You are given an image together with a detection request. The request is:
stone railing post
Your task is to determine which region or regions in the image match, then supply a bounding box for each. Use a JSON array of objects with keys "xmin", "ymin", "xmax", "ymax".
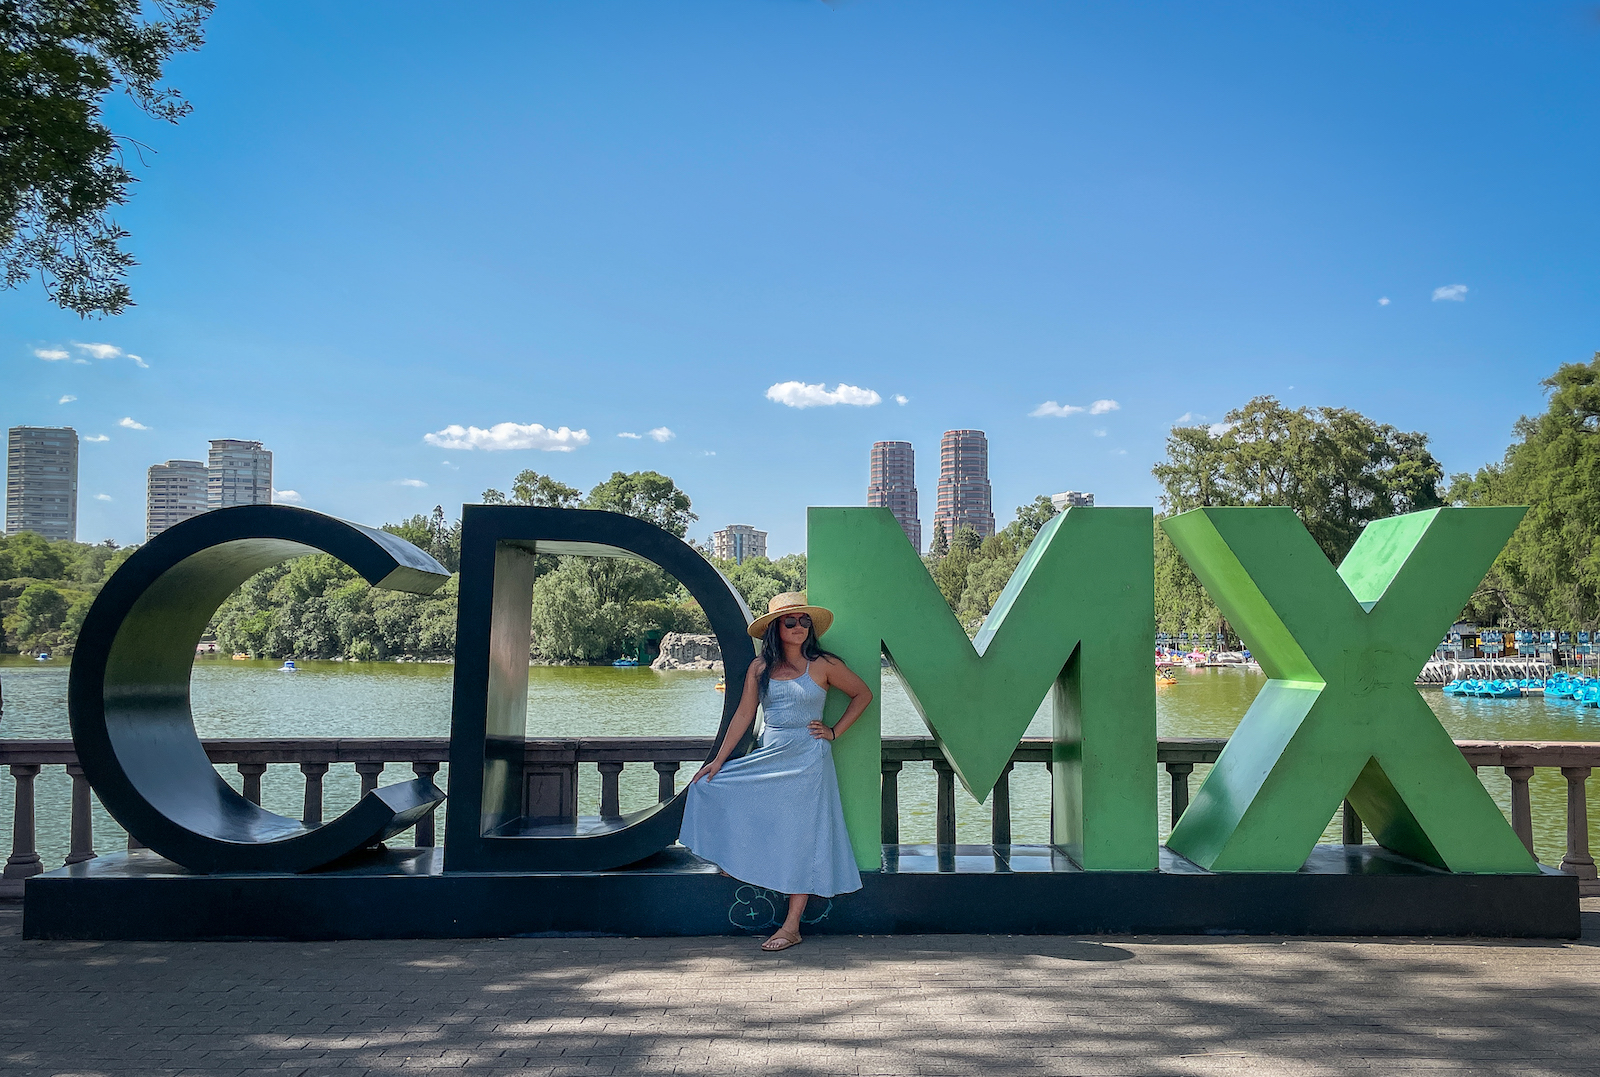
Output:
[
  {"xmin": 1504, "ymin": 765, "xmax": 1536, "ymax": 857},
  {"xmin": 880, "ymin": 759, "xmax": 903, "ymax": 845},
  {"xmin": 1165, "ymin": 761, "xmax": 1194, "ymax": 828},
  {"xmin": 3, "ymin": 764, "xmax": 42, "ymax": 883},
  {"xmin": 355, "ymin": 761, "xmax": 385, "ymax": 797},
  {"xmin": 411, "ymin": 761, "xmax": 440, "ymax": 846},
  {"xmin": 991, "ymin": 761, "xmax": 1014, "ymax": 846},
  {"xmin": 65, "ymin": 762, "xmax": 97, "ymax": 865},
  {"xmin": 236, "ymin": 762, "xmax": 267, "ymax": 806},
  {"xmin": 653, "ymin": 761, "xmax": 680, "ymax": 803},
  {"xmin": 299, "ymin": 762, "xmax": 329, "ymax": 825},
  {"xmin": 1342, "ymin": 800, "xmax": 1363, "ymax": 845},
  {"xmin": 931, "ymin": 758, "xmax": 956, "ymax": 845},
  {"xmin": 1559, "ymin": 765, "xmax": 1596, "ymax": 889},
  {"xmin": 598, "ymin": 761, "xmax": 624, "ymax": 819}
]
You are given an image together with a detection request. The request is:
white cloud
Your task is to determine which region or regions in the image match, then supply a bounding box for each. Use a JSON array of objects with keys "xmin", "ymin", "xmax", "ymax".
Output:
[
  {"xmin": 274, "ymin": 489, "xmax": 303, "ymax": 504},
  {"xmin": 617, "ymin": 431, "xmax": 643, "ymax": 439},
  {"xmin": 1207, "ymin": 421, "xmax": 1237, "ymax": 436},
  {"xmin": 58, "ymin": 395, "xmax": 76, "ymax": 404},
  {"xmin": 397, "ymin": 478, "xmax": 428, "ymax": 488},
  {"xmin": 127, "ymin": 353, "xmax": 148, "ymax": 368},
  {"xmin": 1093, "ymin": 429, "xmax": 1107, "ymax": 437},
  {"xmin": 74, "ymin": 341, "xmax": 122, "ymax": 360},
  {"xmin": 423, "ymin": 422, "xmax": 590, "ymax": 452},
  {"xmin": 1089, "ymin": 399, "xmax": 1120, "ymax": 415},
  {"xmin": 34, "ymin": 348, "xmax": 70, "ymax": 361},
  {"xmin": 1432, "ymin": 284, "xmax": 1468, "ymax": 302},
  {"xmin": 118, "ymin": 417, "xmax": 149, "ymax": 430},
  {"xmin": 84, "ymin": 434, "xmax": 109, "ymax": 443},
  {"xmin": 95, "ymin": 493, "xmax": 113, "ymax": 501},
  {"xmin": 1378, "ymin": 297, "xmax": 1391, "ymax": 306},
  {"xmin": 894, "ymin": 394, "xmax": 909, "ymax": 406},
  {"xmin": 1176, "ymin": 412, "xmax": 1198, "ymax": 423},
  {"xmin": 648, "ymin": 426, "xmax": 675, "ymax": 442},
  {"xmin": 703, "ymin": 450, "xmax": 717, "ymax": 456},
  {"xmin": 765, "ymin": 381, "xmax": 882, "ymax": 408},
  {"xmin": 1112, "ymin": 448, "xmax": 1128, "ymax": 455},
  {"xmin": 1031, "ymin": 401, "xmax": 1085, "ymax": 417}
]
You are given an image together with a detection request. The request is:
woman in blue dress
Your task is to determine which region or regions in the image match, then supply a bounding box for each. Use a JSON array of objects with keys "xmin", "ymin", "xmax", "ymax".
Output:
[{"xmin": 680, "ymin": 592, "xmax": 874, "ymax": 951}]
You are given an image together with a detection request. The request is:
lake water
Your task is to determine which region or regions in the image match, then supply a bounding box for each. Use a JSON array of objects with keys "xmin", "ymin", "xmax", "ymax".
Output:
[{"xmin": 3, "ymin": 654, "xmax": 1598, "ymax": 869}]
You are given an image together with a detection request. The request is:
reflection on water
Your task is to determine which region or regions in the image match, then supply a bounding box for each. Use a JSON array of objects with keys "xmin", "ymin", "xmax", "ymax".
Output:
[{"xmin": 2, "ymin": 655, "xmax": 1597, "ymax": 868}]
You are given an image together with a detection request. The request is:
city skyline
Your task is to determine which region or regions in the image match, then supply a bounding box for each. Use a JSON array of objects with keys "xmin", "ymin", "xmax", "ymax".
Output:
[{"xmin": 3, "ymin": 4, "xmax": 1595, "ymax": 553}]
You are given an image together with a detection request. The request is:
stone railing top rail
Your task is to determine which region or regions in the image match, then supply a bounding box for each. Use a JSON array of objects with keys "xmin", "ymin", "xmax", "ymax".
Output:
[{"xmin": 2, "ymin": 736, "xmax": 1598, "ymax": 767}]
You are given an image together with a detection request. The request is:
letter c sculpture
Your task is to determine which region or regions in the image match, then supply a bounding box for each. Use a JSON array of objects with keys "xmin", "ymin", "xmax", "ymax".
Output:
[{"xmin": 68, "ymin": 505, "xmax": 451, "ymax": 873}]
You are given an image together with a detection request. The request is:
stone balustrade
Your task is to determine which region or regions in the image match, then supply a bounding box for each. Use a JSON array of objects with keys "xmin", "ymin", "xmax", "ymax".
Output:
[{"xmin": 1, "ymin": 735, "xmax": 1595, "ymax": 897}]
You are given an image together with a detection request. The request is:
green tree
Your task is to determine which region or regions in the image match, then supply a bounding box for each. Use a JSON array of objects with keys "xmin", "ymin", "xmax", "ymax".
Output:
[
  {"xmin": 1450, "ymin": 354, "xmax": 1600, "ymax": 629},
  {"xmin": 927, "ymin": 519, "xmax": 948, "ymax": 558},
  {"xmin": 584, "ymin": 470, "xmax": 696, "ymax": 537},
  {"xmin": 1152, "ymin": 396, "xmax": 1443, "ymax": 564},
  {"xmin": 1150, "ymin": 396, "xmax": 1443, "ymax": 640},
  {"xmin": 714, "ymin": 553, "xmax": 807, "ymax": 614},
  {"xmin": 11, "ymin": 581, "xmax": 67, "ymax": 648},
  {"xmin": 2, "ymin": 0, "xmax": 215, "ymax": 316}
]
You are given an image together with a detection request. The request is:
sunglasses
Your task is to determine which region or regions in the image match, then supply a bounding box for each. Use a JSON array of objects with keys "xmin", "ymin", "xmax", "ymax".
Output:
[{"xmin": 780, "ymin": 614, "xmax": 813, "ymax": 630}]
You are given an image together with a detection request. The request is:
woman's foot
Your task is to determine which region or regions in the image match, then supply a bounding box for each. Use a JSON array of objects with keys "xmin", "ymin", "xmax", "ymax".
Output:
[{"xmin": 761, "ymin": 928, "xmax": 802, "ymax": 951}]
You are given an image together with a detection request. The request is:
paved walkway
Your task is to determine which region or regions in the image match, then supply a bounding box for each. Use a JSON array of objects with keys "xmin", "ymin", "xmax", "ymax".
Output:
[{"xmin": 1, "ymin": 903, "xmax": 1597, "ymax": 1077}]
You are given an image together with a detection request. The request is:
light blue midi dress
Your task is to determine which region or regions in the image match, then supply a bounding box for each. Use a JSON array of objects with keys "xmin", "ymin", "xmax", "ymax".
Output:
[{"xmin": 679, "ymin": 662, "xmax": 863, "ymax": 897}]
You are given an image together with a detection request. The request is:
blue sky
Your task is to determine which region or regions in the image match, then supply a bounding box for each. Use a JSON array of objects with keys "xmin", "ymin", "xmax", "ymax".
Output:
[{"xmin": 4, "ymin": 2, "xmax": 1598, "ymax": 552}]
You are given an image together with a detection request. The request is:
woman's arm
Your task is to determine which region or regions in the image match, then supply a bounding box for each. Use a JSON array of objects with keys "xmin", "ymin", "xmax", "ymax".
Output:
[
  {"xmin": 808, "ymin": 656, "xmax": 873, "ymax": 741},
  {"xmin": 690, "ymin": 660, "xmax": 762, "ymax": 783}
]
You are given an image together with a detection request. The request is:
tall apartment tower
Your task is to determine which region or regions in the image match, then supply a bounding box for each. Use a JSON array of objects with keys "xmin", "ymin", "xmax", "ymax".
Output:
[
  {"xmin": 208, "ymin": 439, "xmax": 272, "ymax": 508},
  {"xmin": 867, "ymin": 440, "xmax": 921, "ymax": 552},
  {"xmin": 147, "ymin": 460, "xmax": 209, "ymax": 540},
  {"xmin": 712, "ymin": 524, "xmax": 767, "ymax": 565},
  {"xmin": 934, "ymin": 429, "xmax": 995, "ymax": 541},
  {"xmin": 6, "ymin": 426, "xmax": 79, "ymax": 541}
]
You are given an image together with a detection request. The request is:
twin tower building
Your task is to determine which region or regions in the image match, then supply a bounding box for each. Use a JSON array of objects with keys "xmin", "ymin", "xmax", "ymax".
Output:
[{"xmin": 868, "ymin": 429, "xmax": 996, "ymax": 554}]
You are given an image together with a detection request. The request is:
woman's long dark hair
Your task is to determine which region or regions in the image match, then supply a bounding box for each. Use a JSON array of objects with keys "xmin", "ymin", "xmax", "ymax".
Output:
[{"xmin": 758, "ymin": 617, "xmax": 838, "ymax": 700}]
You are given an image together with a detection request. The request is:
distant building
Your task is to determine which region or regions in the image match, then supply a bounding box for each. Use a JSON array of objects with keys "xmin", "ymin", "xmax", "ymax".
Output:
[
  {"xmin": 1050, "ymin": 491, "xmax": 1095, "ymax": 512},
  {"xmin": 208, "ymin": 439, "xmax": 272, "ymax": 508},
  {"xmin": 934, "ymin": 429, "xmax": 995, "ymax": 540},
  {"xmin": 147, "ymin": 460, "xmax": 209, "ymax": 540},
  {"xmin": 868, "ymin": 440, "xmax": 921, "ymax": 552},
  {"xmin": 6, "ymin": 426, "xmax": 78, "ymax": 541},
  {"xmin": 712, "ymin": 524, "xmax": 767, "ymax": 564}
]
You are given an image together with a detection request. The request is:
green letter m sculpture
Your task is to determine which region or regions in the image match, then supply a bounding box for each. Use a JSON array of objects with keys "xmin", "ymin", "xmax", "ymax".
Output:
[
  {"xmin": 1162, "ymin": 506, "xmax": 1538, "ymax": 874},
  {"xmin": 809, "ymin": 507, "xmax": 1156, "ymax": 871}
]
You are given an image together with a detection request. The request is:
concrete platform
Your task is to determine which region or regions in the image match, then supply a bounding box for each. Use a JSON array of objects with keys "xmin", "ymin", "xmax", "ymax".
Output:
[{"xmin": 20, "ymin": 842, "xmax": 1580, "ymax": 940}]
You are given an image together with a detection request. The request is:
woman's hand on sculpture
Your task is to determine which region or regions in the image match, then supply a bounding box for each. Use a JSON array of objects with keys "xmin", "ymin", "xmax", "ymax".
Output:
[
  {"xmin": 808, "ymin": 721, "xmax": 834, "ymax": 741},
  {"xmin": 691, "ymin": 760, "xmax": 723, "ymax": 784}
]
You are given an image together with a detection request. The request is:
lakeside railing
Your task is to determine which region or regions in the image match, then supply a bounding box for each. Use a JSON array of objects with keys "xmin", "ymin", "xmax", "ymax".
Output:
[{"xmin": 1, "ymin": 735, "xmax": 1596, "ymax": 897}]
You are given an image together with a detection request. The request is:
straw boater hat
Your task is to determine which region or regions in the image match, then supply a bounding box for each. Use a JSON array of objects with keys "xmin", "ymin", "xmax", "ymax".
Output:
[{"xmin": 748, "ymin": 591, "xmax": 834, "ymax": 639}]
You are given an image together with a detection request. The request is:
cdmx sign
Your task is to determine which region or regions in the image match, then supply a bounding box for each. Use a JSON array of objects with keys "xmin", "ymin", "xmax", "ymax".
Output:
[{"xmin": 68, "ymin": 500, "xmax": 1540, "ymax": 884}]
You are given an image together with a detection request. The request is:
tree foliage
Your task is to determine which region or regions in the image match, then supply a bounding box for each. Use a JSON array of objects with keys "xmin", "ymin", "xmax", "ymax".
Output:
[
  {"xmin": 1, "ymin": 0, "xmax": 214, "ymax": 316},
  {"xmin": 0, "ymin": 530, "xmax": 129, "ymax": 653},
  {"xmin": 1450, "ymin": 354, "xmax": 1600, "ymax": 630},
  {"xmin": 1150, "ymin": 396, "xmax": 1444, "ymax": 638}
]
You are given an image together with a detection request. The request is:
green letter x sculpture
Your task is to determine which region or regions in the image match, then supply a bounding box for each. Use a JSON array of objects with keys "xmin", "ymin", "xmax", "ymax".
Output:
[{"xmin": 1162, "ymin": 506, "xmax": 1537, "ymax": 873}]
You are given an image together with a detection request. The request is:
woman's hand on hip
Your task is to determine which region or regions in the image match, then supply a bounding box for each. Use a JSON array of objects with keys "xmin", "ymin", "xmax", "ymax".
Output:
[
  {"xmin": 808, "ymin": 721, "xmax": 835, "ymax": 741},
  {"xmin": 691, "ymin": 760, "xmax": 723, "ymax": 784}
]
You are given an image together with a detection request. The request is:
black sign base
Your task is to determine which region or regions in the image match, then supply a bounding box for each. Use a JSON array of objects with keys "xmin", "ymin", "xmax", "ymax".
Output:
[{"xmin": 22, "ymin": 844, "xmax": 1578, "ymax": 940}]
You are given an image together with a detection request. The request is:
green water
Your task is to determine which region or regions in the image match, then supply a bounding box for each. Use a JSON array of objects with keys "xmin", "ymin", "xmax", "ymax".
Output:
[{"xmin": 2, "ymin": 655, "xmax": 1597, "ymax": 868}]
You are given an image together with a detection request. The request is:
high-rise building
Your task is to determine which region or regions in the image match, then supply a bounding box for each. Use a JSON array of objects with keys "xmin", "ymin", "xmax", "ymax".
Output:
[
  {"xmin": 1051, "ymin": 491, "xmax": 1095, "ymax": 512},
  {"xmin": 6, "ymin": 426, "xmax": 79, "ymax": 541},
  {"xmin": 712, "ymin": 524, "xmax": 767, "ymax": 564},
  {"xmin": 208, "ymin": 439, "xmax": 272, "ymax": 508},
  {"xmin": 868, "ymin": 440, "xmax": 921, "ymax": 552},
  {"xmin": 934, "ymin": 429, "xmax": 995, "ymax": 540},
  {"xmin": 147, "ymin": 460, "xmax": 209, "ymax": 540}
]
